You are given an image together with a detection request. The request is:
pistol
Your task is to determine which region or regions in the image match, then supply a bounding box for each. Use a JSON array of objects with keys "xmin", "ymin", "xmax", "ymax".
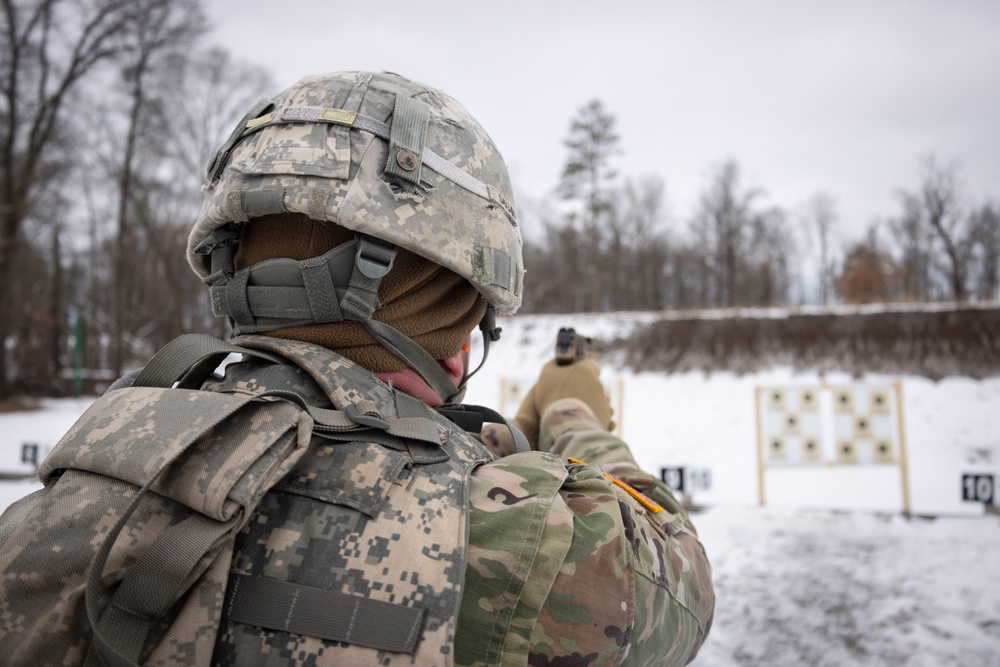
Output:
[{"xmin": 555, "ymin": 327, "xmax": 592, "ymax": 365}]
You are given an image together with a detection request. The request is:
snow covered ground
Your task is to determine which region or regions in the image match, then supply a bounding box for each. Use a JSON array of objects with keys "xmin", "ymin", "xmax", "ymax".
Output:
[
  {"xmin": 694, "ymin": 506, "xmax": 1000, "ymax": 666},
  {"xmin": 2, "ymin": 311, "xmax": 999, "ymax": 665},
  {"xmin": 467, "ymin": 313, "xmax": 1000, "ymax": 517}
]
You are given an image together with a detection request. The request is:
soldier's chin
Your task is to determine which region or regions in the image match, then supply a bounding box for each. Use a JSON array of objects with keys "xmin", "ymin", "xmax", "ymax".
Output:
[{"xmin": 373, "ymin": 348, "xmax": 466, "ymax": 407}]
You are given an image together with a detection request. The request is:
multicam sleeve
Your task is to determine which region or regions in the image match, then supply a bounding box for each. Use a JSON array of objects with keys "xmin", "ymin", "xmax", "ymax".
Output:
[
  {"xmin": 457, "ymin": 399, "xmax": 714, "ymax": 667},
  {"xmin": 540, "ymin": 398, "xmax": 715, "ymax": 666},
  {"xmin": 539, "ymin": 398, "xmax": 693, "ymax": 521}
]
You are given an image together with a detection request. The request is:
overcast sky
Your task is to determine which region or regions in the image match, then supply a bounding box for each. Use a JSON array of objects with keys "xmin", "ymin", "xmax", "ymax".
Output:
[{"xmin": 205, "ymin": 0, "xmax": 1000, "ymax": 250}]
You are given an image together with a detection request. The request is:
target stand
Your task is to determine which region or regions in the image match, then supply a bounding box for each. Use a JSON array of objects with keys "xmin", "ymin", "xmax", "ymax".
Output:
[{"xmin": 756, "ymin": 382, "xmax": 911, "ymax": 513}]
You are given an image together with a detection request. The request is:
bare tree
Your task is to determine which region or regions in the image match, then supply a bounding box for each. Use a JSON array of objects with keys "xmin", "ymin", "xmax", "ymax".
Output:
[
  {"xmin": 109, "ymin": 0, "xmax": 203, "ymax": 376},
  {"xmin": 165, "ymin": 47, "xmax": 273, "ymax": 186},
  {"xmin": 618, "ymin": 175, "xmax": 670, "ymax": 310},
  {"xmin": 745, "ymin": 207, "xmax": 793, "ymax": 306},
  {"xmin": 891, "ymin": 195, "xmax": 935, "ymax": 300},
  {"xmin": 1, "ymin": 0, "xmax": 275, "ymax": 393},
  {"xmin": 967, "ymin": 202, "xmax": 1000, "ymax": 301},
  {"xmin": 81, "ymin": 43, "xmax": 272, "ymax": 370},
  {"xmin": 690, "ymin": 160, "xmax": 764, "ymax": 307},
  {"xmin": 0, "ymin": 0, "xmax": 135, "ymax": 396},
  {"xmin": 894, "ymin": 156, "xmax": 971, "ymax": 301},
  {"xmin": 918, "ymin": 157, "xmax": 968, "ymax": 301},
  {"xmin": 802, "ymin": 192, "xmax": 838, "ymax": 304}
]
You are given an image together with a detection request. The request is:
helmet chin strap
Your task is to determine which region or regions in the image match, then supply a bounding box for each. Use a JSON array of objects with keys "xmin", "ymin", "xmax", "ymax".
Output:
[
  {"xmin": 361, "ymin": 305, "xmax": 501, "ymax": 405},
  {"xmin": 195, "ymin": 224, "xmax": 501, "ymax": 405}
]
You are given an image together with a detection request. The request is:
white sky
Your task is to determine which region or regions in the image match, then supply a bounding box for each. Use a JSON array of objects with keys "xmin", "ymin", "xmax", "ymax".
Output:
[{"xmin": 205, "ymin": 0, "xmax": 1000, "ymax": 249}]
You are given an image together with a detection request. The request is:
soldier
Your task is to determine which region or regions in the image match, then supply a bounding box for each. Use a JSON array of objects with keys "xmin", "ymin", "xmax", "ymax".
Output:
[{"xmin": 0, "ymin": 71, "xmax": 713, "ymax": 666}]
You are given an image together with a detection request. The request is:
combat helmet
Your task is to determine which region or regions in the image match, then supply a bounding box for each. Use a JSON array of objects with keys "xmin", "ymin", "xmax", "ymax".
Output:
[{"xmin": 188, "ymin": 72, "xmax": 522, "ymax": 402}]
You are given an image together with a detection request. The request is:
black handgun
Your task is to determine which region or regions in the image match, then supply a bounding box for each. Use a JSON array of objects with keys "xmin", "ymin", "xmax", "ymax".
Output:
[{"xmin": 555, "ymin": 327, "xmax": 592, "ymax": 365}]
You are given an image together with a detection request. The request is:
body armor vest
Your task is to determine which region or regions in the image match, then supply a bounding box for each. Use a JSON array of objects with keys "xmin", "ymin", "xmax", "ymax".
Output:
[{"xmin": 209, "ymin": 335, "xmax": 494, "ymax": 666}]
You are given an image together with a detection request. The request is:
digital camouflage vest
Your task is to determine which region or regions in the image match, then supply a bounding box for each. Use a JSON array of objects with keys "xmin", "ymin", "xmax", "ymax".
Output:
[
  {"xmin": 0, "ymin": 334, "xmax": 496, "ymax": 666},
  {"xmin": 207, "ymin": 336, "xmax": 497, "ymax": 666},
  {"xmin": 0, "ymin": 334, "xmax": 715, "ymax": 667}
]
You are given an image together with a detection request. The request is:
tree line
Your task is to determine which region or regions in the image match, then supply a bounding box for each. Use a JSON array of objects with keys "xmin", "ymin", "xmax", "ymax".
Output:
[
  {"xmin": 521, "ymin": 99, "xmax": 1000, "ymax": 314},
  {"xmin": 1, "ymin": 3, "xmax": 997, "ymax": 397},
  {"xmin": 1, "ymin": 0, "xmax": 271, "ymax": 397}
]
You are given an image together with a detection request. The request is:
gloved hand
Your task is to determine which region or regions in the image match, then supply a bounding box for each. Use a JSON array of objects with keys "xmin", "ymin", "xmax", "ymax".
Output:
[{"xmin": 515, "ymin": 358, "xmax": 614, "ymax": 450}]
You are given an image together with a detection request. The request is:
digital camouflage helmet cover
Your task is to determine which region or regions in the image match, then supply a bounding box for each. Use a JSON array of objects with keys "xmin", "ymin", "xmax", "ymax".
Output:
[{"xmin": 187, "ymin": 72, "xmax": 523, "ymax": 401}]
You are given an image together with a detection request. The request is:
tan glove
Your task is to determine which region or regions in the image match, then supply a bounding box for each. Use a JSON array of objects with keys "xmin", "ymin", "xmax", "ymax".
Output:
[{"xmin": 515, "ymin": 358, "xmax": 614, "ymax": 450}]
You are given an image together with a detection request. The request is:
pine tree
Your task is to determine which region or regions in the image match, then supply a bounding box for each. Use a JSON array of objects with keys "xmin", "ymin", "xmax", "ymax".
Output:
[{"xmin": 558, "ymin": 99, "xmax": 621, "ymax": 228}]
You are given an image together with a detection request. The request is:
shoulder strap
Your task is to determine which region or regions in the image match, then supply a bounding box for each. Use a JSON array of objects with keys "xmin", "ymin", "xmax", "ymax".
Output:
[{"xmin": 132, "ymin": 333, "xmax": 284, "ymax": 389}]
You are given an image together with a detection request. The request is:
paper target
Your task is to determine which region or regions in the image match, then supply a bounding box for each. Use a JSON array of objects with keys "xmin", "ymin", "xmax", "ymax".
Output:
[
  {"xmin": 799, "ymin": 388, "xmax": 818, "ymax": 411},
  {"xmin": 834, "ymin": 389, "xmax": 854, "ymax": 413},
  {"xmin": 837, "ymin": 440, "xmax": 859, "ymax": 464},
  {"xmin": 870, "ymin": 390, "xmax": 890, "ymax": 415},
  {"xmin": 769, "ymin": 436, "xmax": 787, "ymax": 460},
  {"xmin": 873, "ymin": 439, "xmax": 895, "ymax": 464},
  {"xmin": 768, "ymin": 388, "xmax": 786, "ymax": 411},
  {"xmin": 760, "ymin": 384, "xmax": 899, "ymax": 467},
  {"xmin": 802, "ymin": 437, "xmax": 822, "ymax": 462}
]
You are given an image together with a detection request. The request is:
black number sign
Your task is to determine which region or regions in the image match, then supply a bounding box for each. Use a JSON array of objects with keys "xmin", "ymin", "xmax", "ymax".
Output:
[
  {"xmin": 21, "ymin": 442, "xmax": 40, "ymax": 466},
  {"xmin": 962, "ymin": 474, "xmax": 994, "ymax": 504},
  {"xmin": 661, "ymin": 467, "xmax": 685, "ymax": 492}
]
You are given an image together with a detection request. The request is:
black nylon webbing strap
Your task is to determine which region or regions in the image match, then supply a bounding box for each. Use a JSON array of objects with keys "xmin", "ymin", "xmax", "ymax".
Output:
[
  {"xmin": 223, "ymin": 574, "xmax": 426, "ymax": 654},
  {"xmin": 437, "ymin": 403, "xmax": 531, "ymax": 453},
  {"xmin": 436, "ymin": 407, "xmax": 485, "ymax": 433}
]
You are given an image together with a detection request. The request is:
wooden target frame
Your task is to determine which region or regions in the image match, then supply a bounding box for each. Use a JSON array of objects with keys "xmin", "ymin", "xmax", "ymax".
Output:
[{"xmin": 755, "ymin": 381, "xmax": 911, "ymax": 513}]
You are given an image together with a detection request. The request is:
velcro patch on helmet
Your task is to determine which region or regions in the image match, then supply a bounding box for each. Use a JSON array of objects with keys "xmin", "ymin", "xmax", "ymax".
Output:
[
  {"xmin": 473, "ymin": 246, "xmax": 514, "ymax": 292},
  {"xmin": 384, "ymin": 95, "xmax": 430, "ymax": 194}
]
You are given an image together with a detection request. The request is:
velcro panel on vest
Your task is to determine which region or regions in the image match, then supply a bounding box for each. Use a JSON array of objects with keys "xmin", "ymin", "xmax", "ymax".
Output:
[
  {"xmin": 40, "ymin": 387, "xmax": 312, "ymax": 521},
  {"xmin": 274, "ymin": 441, "xmax": 408, "ymax": 517},
  {"xmin": 223, "ymin": 574, "xmax": 425, "ymax": 653}
]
